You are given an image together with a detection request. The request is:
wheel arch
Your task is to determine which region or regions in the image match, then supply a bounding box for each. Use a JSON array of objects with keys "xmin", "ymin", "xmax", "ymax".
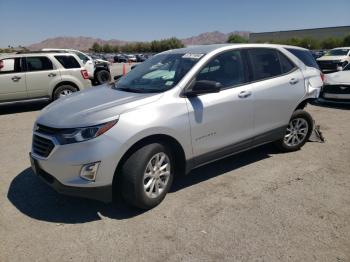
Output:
[
  {"xmin": 112, "ymin": 134, "xmax": 187, "ymax": 198},
  {"xmin": 51, "ymin": 81, "xmax": 80, "ymax": 99}
]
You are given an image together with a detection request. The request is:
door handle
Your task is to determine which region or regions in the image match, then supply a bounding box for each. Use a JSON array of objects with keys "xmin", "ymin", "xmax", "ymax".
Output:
[
  {"xmin": 48, "ymin": 73, "xmax": 57, "ymax": 77},
  {"xmin": 238, "ymin": 90, "xmax": 252, "ymax": 98},
  {"xmin": 289, "ymin": 78, "xmax": 299, "ymax": 85},
  {"xmin": 11, "ymin": 76, "xmax": 21, "ymax": 82}
]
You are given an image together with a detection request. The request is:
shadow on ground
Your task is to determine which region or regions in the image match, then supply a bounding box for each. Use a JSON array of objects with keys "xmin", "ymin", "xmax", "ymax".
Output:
[
  {"xmin": 0, "ymin": 102, "xmax": 48, "ymax": 115},
  {"xmin": 7, "ymin": 144, "xmax": 276, "ymax": 224},
  {"xmin": 311, "ymin": 101, "xmax": 350, "ymax": 110}
]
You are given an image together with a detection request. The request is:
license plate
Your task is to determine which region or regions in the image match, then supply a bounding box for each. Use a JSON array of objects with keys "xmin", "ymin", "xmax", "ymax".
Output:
[{"xmin": 29, "ymin": 153, "xmax": 38, "ymax": 175}]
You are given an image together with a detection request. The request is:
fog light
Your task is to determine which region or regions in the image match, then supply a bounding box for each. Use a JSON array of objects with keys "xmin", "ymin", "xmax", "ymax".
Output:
[{"xmin": 80, "ymin": 162, "xmax": 100, "ymax": 181}]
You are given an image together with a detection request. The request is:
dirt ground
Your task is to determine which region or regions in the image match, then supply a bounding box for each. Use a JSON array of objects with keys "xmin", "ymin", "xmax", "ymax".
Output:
[{"xmin": 0, "ymin": 102, "xmax": 349, "ymax": 262}]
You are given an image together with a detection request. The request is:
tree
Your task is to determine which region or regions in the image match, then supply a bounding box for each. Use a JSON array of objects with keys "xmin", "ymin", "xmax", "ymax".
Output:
[
  {"xmin": 227, "ymin": 34, "xmax": 248, "ymax": 43},
  {"xmin": 321, "ymin": 37, "xmax": 342, "ymax": 49},
  {"xmin": 91, "ymin": 42, "xmax": 102, "ymax": 53},
  {"xmin": 102, "ymin": 43, "xmax": 112, "ymax": 53},
  {"xmin": 343, "ymin": 34, "xmax": 350, "ymax": 46}
]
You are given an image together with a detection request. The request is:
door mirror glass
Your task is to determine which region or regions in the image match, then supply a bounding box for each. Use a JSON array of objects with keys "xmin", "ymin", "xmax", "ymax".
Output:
[{"xmin": 186, "ymin": 80, "xmax": 221, "ymax": 96}]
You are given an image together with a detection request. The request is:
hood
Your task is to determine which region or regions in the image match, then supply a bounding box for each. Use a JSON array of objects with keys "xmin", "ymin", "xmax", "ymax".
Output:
[
  {"xmin": 37, "ymin": 85, "xmax": 163, "ymax": 128},
  {"xmin": 317, "ymin": 55, "xmax": 347, "ymax": 61},
  {"xmin": 324, "ymin": 71, "xmax": 350, "ymax": 85}
]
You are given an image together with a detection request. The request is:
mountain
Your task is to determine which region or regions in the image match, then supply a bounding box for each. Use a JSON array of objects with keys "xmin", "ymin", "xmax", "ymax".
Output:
[
  {"xmin": 27, "ymin": 31, "xmax": 251, "ymax": 51},
  {"xmin": 181, "ymin": 31, "xmax": 250, "ymax": 45}
]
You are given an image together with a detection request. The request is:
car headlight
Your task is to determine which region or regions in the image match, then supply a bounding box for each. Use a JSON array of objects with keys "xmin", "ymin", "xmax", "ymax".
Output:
[{"xmin": 56, "ymin": 120, "xmax": 118, "ymax": 144}]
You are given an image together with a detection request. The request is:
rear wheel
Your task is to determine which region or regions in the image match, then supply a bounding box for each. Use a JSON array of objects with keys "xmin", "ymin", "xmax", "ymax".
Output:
[
  {"xmin": 120, "ymin": 143, "xmax": 174, "ymax": 209},
  {"xmin": 53, "ymin": 85, "xmax": 78, "ymax": 100},
  {"xmin": 95, "ymin": 70, "xmax": 111, "ymax": 85},
  {"xmin": 274, "ymin": 110, "xmax": 313, "ymax": 152}
]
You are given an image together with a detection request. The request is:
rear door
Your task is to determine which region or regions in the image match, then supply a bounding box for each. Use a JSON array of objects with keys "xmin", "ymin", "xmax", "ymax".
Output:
[
  {"xmin": 0, "ymin": 57, "xmax": 27, "ymax": 102},
  {"xmin": 247, "ymin": 48, "xmax": 305, "ymax": 139},
  {"xmin": 25, "ymin": 56, "xmax": 61, "ymax": 98}
]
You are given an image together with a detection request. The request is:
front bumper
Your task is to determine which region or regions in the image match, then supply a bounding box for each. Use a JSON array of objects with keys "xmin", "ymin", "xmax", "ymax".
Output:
[
  {"xmin": 30, "ymin": 153, "xmax": 113, "ymax": 202},
  {"xmin": 320, "ymin": 84, "xmax": 350, "ymax": 103}
]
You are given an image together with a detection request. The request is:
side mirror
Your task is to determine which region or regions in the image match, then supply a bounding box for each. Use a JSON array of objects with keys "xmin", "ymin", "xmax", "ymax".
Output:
[
  {"xmin": 114, "ymin": 75, "xmax": 123, "ymax": 81},
  {"xmin": 185, "ymin": 80, "xmax": 222, "ymax": 96}
]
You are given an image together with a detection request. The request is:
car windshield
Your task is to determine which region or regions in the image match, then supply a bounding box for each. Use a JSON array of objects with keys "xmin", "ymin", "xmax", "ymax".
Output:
[
  {"xmin": 325, "ymin": 49, "xmax": 350, "ymax": 56},
  {"xmin": 113, "ymin": 53, "xmax": 203, "ymax": 93}
]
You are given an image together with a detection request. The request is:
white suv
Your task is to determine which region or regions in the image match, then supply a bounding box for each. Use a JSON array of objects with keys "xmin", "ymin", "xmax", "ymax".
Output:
[
  {"xmin": 30, "ymin": 44, "xmax": 322, "ymax": 209},
  {"xmin": 42, "ymin": 48, "xmax": 111, "ymax": 85},
  {"xmin": 0, "ymin": 52, "xmax": 91, "ymax": 104},
  {"xmin": 317, "ymin": 47, "xmax": 350, "ymax": 73}
]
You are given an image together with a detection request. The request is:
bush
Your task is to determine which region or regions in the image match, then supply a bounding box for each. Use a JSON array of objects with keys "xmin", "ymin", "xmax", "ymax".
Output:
[{"xmin": 227, "ymin": 34, "xmax": 248, "ymax": 43}]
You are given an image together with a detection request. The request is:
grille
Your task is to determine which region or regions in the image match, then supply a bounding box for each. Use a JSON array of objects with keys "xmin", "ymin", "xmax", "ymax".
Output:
[
  {"xmin": 36, "ymin": 124, "xmax": 60, "ymax": 135},
  {"xmin": 323, "ymin": 85, "xmax": 350, "ymax": 94},
  {"xmin": 317, "ymin": 61, "xmax": 338, "ymax": 70},
  {"xmin": 32, "ymin": 134, "xmax": 55, "ymax": 158}
]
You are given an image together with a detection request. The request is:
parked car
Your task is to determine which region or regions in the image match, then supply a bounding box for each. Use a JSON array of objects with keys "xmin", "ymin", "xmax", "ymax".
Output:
[
  {"xmin": 0, "ymin": 52, "xmax": 91, "ymax": 104},
  {"xmin": 319, "ymin": 63, "xmax": 350, "ymax": 103},
  {"xmin": 136, "ymin": 54, "xmax": 147, "ymax": 62},
  {"xmin": 114, "ymin": 54, "xmax": 128, "ymax": 63},
  {"xmin": 316, "ymin": 47, "xmax": 350, "ymax": 73},
  {"xmin": 42, "ymin": 48, "xmax": 111, "ymax": 85},
  {"xmin": 126, "ymin": 54, "xmax": 137, "ymax": 62},
  {"xmin": 30, "ymin": 44, "xmax": 317, "ymax": 209}
]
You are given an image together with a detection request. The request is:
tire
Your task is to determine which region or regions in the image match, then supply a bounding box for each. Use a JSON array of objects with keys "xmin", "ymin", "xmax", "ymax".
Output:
[
  {"xmin": 53, "ymin": 85, "xmax": 78, "ymax": 100},
  {"xmin": 95, "ymin": 70, "xmax": 111, "ymax": 85},
  {"xmin": 121, "ymin": 143, "xmax": 174, "ymax": 209},
  {"xmin": 274, "ymin": 109, "xmax": 313, "ymax": 152}
]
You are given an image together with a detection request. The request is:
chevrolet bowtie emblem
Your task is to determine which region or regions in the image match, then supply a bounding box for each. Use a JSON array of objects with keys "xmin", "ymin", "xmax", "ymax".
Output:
[{"xmin": 339, "ymin": 86, "xmax": 348, "ymax": 90}]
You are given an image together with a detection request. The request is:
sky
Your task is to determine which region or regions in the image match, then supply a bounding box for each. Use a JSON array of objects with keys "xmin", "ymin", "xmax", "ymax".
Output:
[{"xmin": 1, "ymin": 0, "xmax": 349, "ymax": 47}]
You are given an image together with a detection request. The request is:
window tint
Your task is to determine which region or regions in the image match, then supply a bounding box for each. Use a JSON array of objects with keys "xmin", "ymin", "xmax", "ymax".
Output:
[
  {"xmin": 55, "ymin": 55, "xmax": 81, "ymax": 69},
  {"xmin": 26, "ymin": 57, "xmax": 53, "ymax": 71},
  {"xmin": 285, "ymin": 48, "xmax": 320, "ymax": 69},
  {"xmin": 278, "ymin": 52, "xmax": 296, "ymax": 73},
  {"xmin": 249, "ymin": 48, "xmax": 282, "ymax": 81},
  {"xmin": 197, "ymin": 50, "xmax": 246, "ymax": 88},
  {"xmin": 0, "ymin": 58, "xmax": 21, "ymax": 74}
]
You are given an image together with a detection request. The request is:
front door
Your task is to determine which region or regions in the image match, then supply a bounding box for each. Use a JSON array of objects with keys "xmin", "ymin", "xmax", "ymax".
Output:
[{"xmin": 185, "ymin": 49, "xmax": 254, "ymax": 165}]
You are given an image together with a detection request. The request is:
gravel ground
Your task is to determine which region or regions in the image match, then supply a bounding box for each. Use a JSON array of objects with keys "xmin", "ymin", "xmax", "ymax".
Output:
[{"xmin": 0, "ymin": 103, "xmax": 349, "ymax": 262}]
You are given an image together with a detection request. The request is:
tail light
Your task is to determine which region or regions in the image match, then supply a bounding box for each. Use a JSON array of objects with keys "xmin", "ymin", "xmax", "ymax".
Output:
[
  {"xmin": 0, "ymin": 60, "xmax": 3, "ymax": 70},
  {"xmin": 320, "ymin": 72, "xmax": 325, "ymax": 83},
  {"xmin": 81, "ymin": 69, "xmax": 89, "ymax": 79}
]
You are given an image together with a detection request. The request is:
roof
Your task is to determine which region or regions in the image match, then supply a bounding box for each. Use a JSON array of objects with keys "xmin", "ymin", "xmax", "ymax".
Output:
[
  {"xmin": 163, "ymin": 43, "xmax": 310, "ymax": 55},
  {"xmin": 0, "ymin": 52, "xmax": 79, "ymax": 59}
]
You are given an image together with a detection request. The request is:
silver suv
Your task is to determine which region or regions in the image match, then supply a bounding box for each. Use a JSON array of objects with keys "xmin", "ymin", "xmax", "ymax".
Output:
[
  {"xmin": 30, "ymin": 44, "xmax": 322, "ymax": 209},
  {"xmin": 0, "ymin": 52, "xmax": 91, "ymax": 104}
]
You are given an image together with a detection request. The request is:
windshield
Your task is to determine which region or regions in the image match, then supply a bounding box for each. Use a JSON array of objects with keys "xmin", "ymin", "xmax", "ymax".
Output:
[
  {"xmin": 325, "ymin": 49, "xmax": 350, "ymax": 56},
  {"xmin": 114, "ymin": 53, "xmax": 203, "ymax": 93}
]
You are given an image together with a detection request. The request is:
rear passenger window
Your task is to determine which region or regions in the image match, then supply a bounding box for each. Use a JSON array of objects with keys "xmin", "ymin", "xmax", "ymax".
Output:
[
  {"xmin": 26, "ymin": 57, "xmax": 53, "ymax": 71},
  {"xmin": 278, "ymin": 52, "xmax": 296, "ymax": 73},
  {"xmin": 248, "ymin": 49, "xmax": 282, "ymax": 81},
  {"xmin": 197, "ymin": 50, "xmax": 247, "ymax": 88},
  {"xmin": 285, "ymin": 48, "xmax": 320, "ymax": 69},
  {"xmin": 55, "ymin": 55, "xmax": 81, "ymax": 69}
]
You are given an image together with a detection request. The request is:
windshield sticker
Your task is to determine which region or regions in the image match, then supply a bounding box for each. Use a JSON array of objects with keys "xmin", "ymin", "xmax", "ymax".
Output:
[
  {"xmin": 182, "ymin": 53, "xmax": 204, "ymax": 59},
  {"xmin": 165, "ymin": 81, "xmax": 174, "ymax": 86}
]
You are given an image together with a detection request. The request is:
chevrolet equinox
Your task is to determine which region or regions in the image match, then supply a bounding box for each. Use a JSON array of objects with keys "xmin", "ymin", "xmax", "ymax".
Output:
[{"xmin": 30, "ymin": 44, "xmax": 323, "ymax": 209}]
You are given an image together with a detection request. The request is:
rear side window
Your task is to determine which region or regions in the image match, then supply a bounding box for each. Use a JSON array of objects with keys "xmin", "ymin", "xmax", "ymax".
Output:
[
  {"xmin": 0, "ymin": 58, "xmax": 22, "ymax": 74},
  {"xmin": 285, "ymin": 48, "xmax": 320, "ymax": 69},
  {"xmin": 248, "ymin": 48, "xmax": 282, "ymax": 81},
  {"xmin": 55, "ymin": 55, "xmax": 81, "ymax": 69},
  {"xmin": 26, "ymin": 56, "xmax": 53, "ymax": 71},
  {"xmin": 197, "ymin": 50, "xmax": 247, "ymax": 88}
]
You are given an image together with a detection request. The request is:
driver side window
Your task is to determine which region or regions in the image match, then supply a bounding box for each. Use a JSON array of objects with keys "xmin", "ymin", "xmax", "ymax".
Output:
[{"xmin": 197, "ymin": 50, "xmax": 246, "ymax": 88}]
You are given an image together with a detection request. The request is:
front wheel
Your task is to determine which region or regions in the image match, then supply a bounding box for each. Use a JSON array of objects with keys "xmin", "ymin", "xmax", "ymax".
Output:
[
  {"xmin": 274, "ymin": 109, "xmax": 313, "ymax": 152},
  {"xmin": 120, "ymin": 143, "xmax": 174, "ymax": 209}
]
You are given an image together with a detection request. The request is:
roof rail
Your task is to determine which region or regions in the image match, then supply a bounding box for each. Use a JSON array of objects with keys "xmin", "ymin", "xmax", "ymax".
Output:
[{"xmin": 15, "ymin": 50, "xmax": 66, "ymax": 54}]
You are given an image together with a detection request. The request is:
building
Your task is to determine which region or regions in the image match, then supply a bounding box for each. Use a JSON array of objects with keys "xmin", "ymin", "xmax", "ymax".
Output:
[{"xmin": 249, "ymin": 26, "xmax": 350, "ymax": 43}]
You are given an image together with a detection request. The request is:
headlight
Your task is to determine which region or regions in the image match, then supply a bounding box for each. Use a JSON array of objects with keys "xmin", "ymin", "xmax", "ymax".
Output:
[{"xmin": 56, "ymin": 120, "xmax": 118, "ymax": 144}]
